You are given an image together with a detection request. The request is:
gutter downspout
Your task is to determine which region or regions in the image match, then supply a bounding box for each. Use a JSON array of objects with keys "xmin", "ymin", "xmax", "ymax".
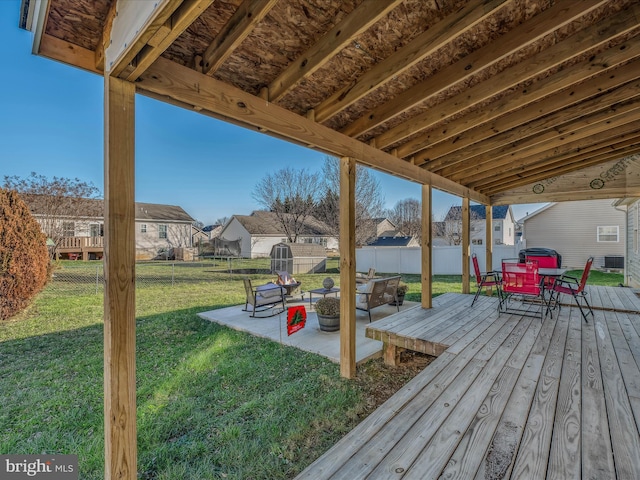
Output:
[{"xmin": 614, "ymin": 202, "xmax": 629, "ymax": 286}]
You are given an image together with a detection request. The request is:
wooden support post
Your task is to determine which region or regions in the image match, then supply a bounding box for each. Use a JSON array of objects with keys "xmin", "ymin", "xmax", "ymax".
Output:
[
  {"xmin": 339, "ymin": 156, "xmax": 356, "ymax": 379},
  {"xmin": 421, "ymin": 184, "xmax": 432, "ymax": 309},
  {"xmin": 462, "ymin": 197, "xmax": 470, "ymax": 294},
  {"xmin": 485, "ymin": 205, "xmax": 494, "ymax": 295},
  {"xmin": 104, "ymin": 76, "xmax": 137, "ymax": 480}
]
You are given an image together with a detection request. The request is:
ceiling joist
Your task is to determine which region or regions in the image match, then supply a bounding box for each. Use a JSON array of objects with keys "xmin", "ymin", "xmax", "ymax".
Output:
[
  {"xmin": 202, "ymin": 0, "xmax": 277, "ymax": 76},
  {"xmin": 268, "ymin": 0, "xmax": 403, "ymax": 103},
  {"xmin": 341, "ymin": 0, "xmax": 609, "ymax": 139},
  {"xmin": 313, "ymin": 0, "xmax": 513, "ymax": 123},
  {"xmin": 380, "ymin": 4, "xmax": 640, "ymax": 154}
]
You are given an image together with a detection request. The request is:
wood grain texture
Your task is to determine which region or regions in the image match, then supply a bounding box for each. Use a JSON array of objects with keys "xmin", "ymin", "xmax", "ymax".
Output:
[
  {"xmin": 104, "ymin": 76, "xmax": 136, "ymax": 480},
  {"xmin": 339, "ymin": 157, "xmax": 356, "ymax": 379}
]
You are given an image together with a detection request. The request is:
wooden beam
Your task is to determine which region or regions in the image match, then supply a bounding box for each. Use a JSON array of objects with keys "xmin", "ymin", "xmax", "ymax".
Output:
[
  {"xmin": 313, "ymin": 0, "xmax": 511, "ymax": 123},
  {"xmin": 482, "ymin": 132, "xmax": 640, "ymax": 193},
  {"xmin": 493, "ymin": 183, "xmax": 640, "ymax": 205},
  {"xmin": 96, "ymin": 0, "xmax": 117, "ymax": 71},
  {"xmin": 269, "ymin": 0, "xmax": 402, "ymax": 102},
  {"xmin": 105, "ymin": 0, "xmax": 184, "ymax": 76},
  {"xmin": 461, "ymin": 113, "xmax": 640, "ymax": 189},
  {"xmin": 340, "ymin": 0, "xmax": 608, "ymax": 138},
  {"xmin": 202, "ymin": 0, "xmax": 277, "ymax": 75},
  {"xmin": 137, "ymin": 57, "xmax": 490, "ymax": 203},
  {"xmin": 124, "ymin": 0, "xmax": 214, "ymax": 81},
  {"xmin": 420, "ymin": 53, "xmax": 640, "ymax": 170},
  {"xmin": 339, "ymin": 156, "xmax": 356, "ymax": 379},
  {"xmin": 38, "ymin": 33, "xmax": 102, "ymax": 74},
  {"xmin": 104, "ymin": 76, "xmax": 136, "ymax": 480},
  {"xmin": 421, "ymin": 184, "xmax": 432, "ymax": 309},
  {"xmin": 462, "ymin": 198, "xmax": 470, "ymax": 295},
  {"xmin": 485, "ymin": 205, "xmax": 493, "ymax": 277},
  {"xmin": 377, "ymin": 3, "xmax": 640, "ymax": 152},
  {"xmin": 444, "ymin": 93, "xmax": 640, "ymax": 184}
]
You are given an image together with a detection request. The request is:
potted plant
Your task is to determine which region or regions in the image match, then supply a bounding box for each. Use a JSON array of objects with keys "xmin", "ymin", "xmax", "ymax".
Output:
[
  {"xmin": 315, "ymin": 296, "xmax": 341, "ymax": 332},
  {"xmin": 389, "ymin": 281, "xmax": 408, "ymax": 306}
]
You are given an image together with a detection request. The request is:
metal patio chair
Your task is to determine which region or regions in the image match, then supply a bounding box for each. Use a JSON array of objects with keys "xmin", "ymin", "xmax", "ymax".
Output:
[
  {"xmin": 547, "ymin": 256, "xmax": 594, "ymax": 322},
  {"xmin": 471, "ymin": 253, "xmax": 502, "ymax": 307}
]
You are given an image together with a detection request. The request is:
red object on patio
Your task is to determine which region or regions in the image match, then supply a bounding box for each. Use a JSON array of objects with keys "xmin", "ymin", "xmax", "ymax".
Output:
[
  {"xmin": 471, "ymin": 253, "xmax": 501, "ymax": 307},
  {"xmin": 500, "ymin": 259, "xmax": 547, "ymax": 319},
  {"xmin": 548, "ymin": 256, "xmax": 594, "ymax": 322},
  {"xmin": 287, "ymin": 305, "xmax": 307, "ymax": 335}
]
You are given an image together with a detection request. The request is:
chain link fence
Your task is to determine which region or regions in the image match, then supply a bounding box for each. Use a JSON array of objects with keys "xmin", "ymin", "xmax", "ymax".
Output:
[{"xmin": 46, "ymin": 258, "xmax": 274, "ymax": 295}]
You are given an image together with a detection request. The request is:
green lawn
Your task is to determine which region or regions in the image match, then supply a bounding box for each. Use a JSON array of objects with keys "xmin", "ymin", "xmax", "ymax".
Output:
[{"xmin": 0, "ymin": 260, "xmax": 623, "ymax": 478}]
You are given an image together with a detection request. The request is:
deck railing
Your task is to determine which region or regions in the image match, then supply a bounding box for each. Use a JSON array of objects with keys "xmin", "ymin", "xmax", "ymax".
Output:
[{"xmin": 58, "ymin": 236, "xmax": 104, "ymax": 249}]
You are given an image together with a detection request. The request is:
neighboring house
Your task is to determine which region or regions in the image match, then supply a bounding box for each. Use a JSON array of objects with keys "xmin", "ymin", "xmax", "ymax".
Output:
[
  {"xmin": 366, "ymin": 235, "xmax": 419, "ymax": 247},
  {"xmin": 26, "ymin": 197, "xmax": 195, "ymax": 260},
  {"xmin": 611, "ymin": 198, "xmax": 640, "ymax": 287},
  {"xmin": 443, "ymin": 205, "xmax": 516, "ymax": 246},
  {"xmin": 374, "ymin": 218, "xmax": 397, "ymax": 237},
  {"xmin": 191, "ymin": 225, "xmax": 209, "ymax": 246},
  {"xmin": 521, "ymin": 199, "xmax": 625, "ymax": 269},
  {"xmin": 218, "ymin": 210, "xmax": 338, "ymax": 258},
  {"xmin": 432, "ymin": 221, "xmax": 449, "ymax": 246}
]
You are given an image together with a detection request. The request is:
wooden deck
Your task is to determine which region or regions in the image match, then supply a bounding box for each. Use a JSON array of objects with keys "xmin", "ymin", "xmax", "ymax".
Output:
[{"xmin": 296, "ymin": 286, "xmax": 640, "ymax": 479}]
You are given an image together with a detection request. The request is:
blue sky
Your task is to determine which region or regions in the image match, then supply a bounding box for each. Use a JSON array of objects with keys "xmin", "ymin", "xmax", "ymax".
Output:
[{"xmin": 0, "ymin": 0, "xmax": 543, "ymax": 225}]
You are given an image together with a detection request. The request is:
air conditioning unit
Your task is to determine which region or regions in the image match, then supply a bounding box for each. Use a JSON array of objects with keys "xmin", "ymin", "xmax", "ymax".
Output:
[{"xmin": 604, "ymin": 255, "xmax": 624, "ymax": 269}]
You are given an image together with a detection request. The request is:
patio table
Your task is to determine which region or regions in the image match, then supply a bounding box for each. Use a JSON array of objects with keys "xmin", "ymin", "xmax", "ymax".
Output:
[{"xmin": 309, "ymin": 287, "xmax": 340, "ymax": 308}]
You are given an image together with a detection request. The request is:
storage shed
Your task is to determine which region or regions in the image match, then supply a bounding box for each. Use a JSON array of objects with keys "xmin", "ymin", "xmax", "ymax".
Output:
[{"xmin": 270, "ymin": 243, "xmax": 327, "ymax": 274}]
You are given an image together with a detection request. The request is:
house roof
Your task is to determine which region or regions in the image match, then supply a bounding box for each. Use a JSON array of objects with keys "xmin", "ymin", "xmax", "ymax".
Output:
[
  {"xmin": 23, "ymin": 195, "xmax": 194, "ymax": 223},
  {"xmin": 135, "ymin": 203, "xmax": 194, "ymax": 222},
  {"xmin": 233, "ymin": 211, "xmax": 333, "ymax": 236},
  {"xmin": 444, "ymin": 205, "xmax": 511, "ymax": 221},
  {"xmin": 368, "ymin": 236, "xmax": 414, "ymax": 247},
  {"xmin": 272, "ymin": 242, "xmax": 327, "ymax": 257},
  {"xmin": 20, "ymin": 0, "xmax": 640, "ymax": 207}
]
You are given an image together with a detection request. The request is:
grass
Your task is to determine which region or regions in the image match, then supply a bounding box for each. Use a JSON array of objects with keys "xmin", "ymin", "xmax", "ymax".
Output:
[{"xmin": 0, "ymin": 260, "xmax": 624, "ymax": 478}]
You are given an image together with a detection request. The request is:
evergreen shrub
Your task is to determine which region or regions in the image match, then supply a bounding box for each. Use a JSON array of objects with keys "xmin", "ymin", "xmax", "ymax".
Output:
[{"xmin": 0, "ymin": 189, "xmax": 50, "ymax": 320}]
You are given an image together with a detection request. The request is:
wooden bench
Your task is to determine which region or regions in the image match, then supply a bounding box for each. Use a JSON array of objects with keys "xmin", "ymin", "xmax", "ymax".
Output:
[{"xmin": 356, "ymin": 275, "xmax": 401, "ymax": 322}]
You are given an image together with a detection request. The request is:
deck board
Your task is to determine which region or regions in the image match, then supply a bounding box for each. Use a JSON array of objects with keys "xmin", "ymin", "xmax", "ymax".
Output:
[{"xmin": 297, "ymin": 286, "xmax": 640, "ymax": 479}]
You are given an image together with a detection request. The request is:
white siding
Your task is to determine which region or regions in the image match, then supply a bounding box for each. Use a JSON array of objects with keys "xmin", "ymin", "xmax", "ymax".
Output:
[
  {"xmin": 522, "ymin": 199, "xmax": 625, "ymax": 269},
  {"xmin": 626, "ymin": 201, "xmax": 640, "ymax": 287},
  {"xmin": 135, "ymin": 221, "xmax": 192, "ymax": 259},
  {"xmin": 220, "ymin": 218, "xmax": 252, "ymax": 257}
]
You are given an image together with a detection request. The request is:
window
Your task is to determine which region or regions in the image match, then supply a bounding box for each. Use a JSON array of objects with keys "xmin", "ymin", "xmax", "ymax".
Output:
[
  {"xmin": 89, "ymin": 224, "xmax": 104, "ymax": 237},
  {"xmin": 140, "ymin": 224, "xmax": 147, "ymax": 233},
  {"xmin": 62, "ymin": 222, "xmax": 75, "ymax": 237},
  {"xmin": 472, "ymin": 239, "xmax": 483, "ymax": 245},
  {"xmin": 159, "ymin": 224, "xmax": 167, "ymax": 239},
  {"xmin": 597, "ymin": 225, "xmax": 619, "ymax": 242},
  {"xmin": 494, "ymin": 225, "xmax": 501, "ymax": 231}
]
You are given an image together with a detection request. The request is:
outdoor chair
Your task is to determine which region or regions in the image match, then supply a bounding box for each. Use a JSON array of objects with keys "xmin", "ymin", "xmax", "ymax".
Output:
[
  {"xmin": 525, "ymin": 253, "xmax": 559, "ymax": 288},
  {"xmin": 547, "ymin": 256, "xmax": 594, "ymax": 322},
  {"xmin": 242, "ymin": 278, "xmax": 286, "ymax": 318},
  {"xmin": 356, "ymin": 268, "xmax": 376, "ymax": 285},
  {"xmin": 471, "ymin": 253, "xmax": 502, "ymax": 307},
  {"xmin": 500, "ymin": 259, "xmax": 548, "ymax": 320}
]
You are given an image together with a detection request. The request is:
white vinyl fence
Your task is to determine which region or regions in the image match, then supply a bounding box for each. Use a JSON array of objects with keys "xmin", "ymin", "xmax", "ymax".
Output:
[{"xmin": 356, "ymin": 245, "xmax": 521, "ymax": 275}]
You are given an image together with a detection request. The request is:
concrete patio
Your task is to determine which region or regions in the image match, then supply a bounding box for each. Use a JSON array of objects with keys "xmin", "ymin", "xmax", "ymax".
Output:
[{"xmin": 198, "ymin": 298, "xmax": 419, "ymax": 364}]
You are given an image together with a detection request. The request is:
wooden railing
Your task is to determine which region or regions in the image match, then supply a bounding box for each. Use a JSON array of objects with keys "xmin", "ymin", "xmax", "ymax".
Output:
[{"xmin": 58, "ymin": 236, "xmax": 104, "ymax": 249}]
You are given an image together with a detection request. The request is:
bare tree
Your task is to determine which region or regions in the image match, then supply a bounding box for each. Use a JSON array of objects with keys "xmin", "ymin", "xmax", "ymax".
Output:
[
  {"xmin": 388, "ymin": 198, "xmax": 421, "ymax": 241},
  {"xmin": 441, "ymin": 204, "xmax": 483, "ymax": 245},
  {"xmin": 3, "ymin": 173, "xmax": 102, "ymax": 256},
  {"xmin": 315, "ymin": 156, "xmax": 385, "ymax": 245},
  {"xmin": 253, "ymin": 167, "xmax": 323, "ymax": 242}
]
